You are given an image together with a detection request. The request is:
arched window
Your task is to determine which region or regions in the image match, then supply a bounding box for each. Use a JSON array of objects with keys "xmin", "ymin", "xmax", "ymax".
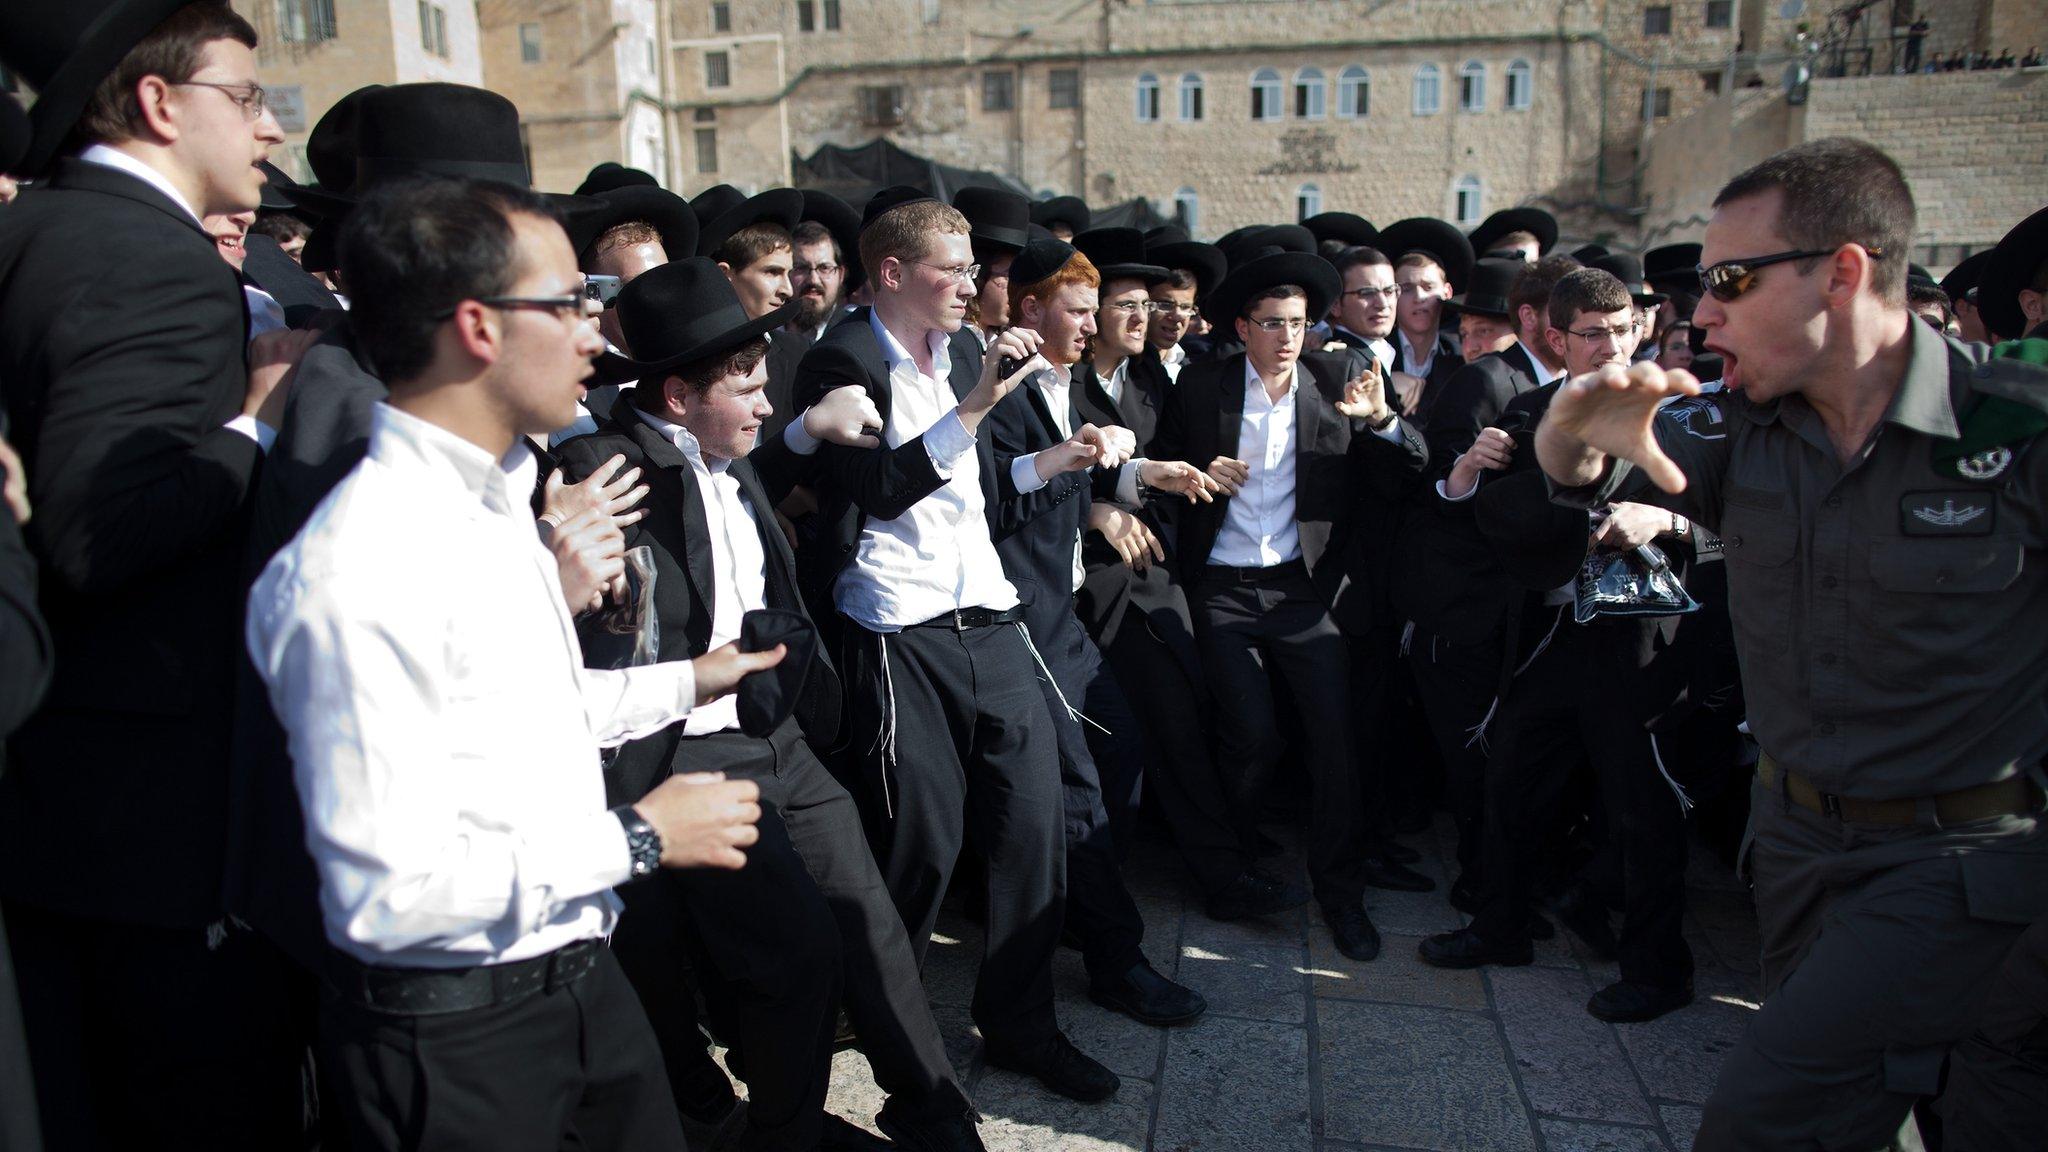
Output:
[
  {"xmin": 1337, "ymin": 65, "xmax": 1370, "ymax": 118},
  {"xmin": 1293, "ymin": 67, "xmax": 1326, "ymax": 119},
  {"xmin": 1413, "ymin": 64, "xmax": 1442, "ymax": 115},
  {"xmin": 1296, "ymin": 183, "xmax": 1322, "ymax": 221},
  {"xmin": 1174, "ymin": 187, "xmax": 1200, "ymax": 235},
  {"xmin": 1453, "ymin": 175, "xmax": 1483, "ymax": 225},
  {"xmin": 1135, "ymin": 73, "xmax": 1161, "ymax": 121},
  {"xmin": 1459, "ymin": 60, "xmax": 1486, "ymax": 111},
  {"xmin": 1250, "ymin": 67, "xmax": 1282, "ymax": 121},
  {"xmin": 1506, "ymin": 59, "xmax": 1533, "ymax": 110},
  {"xmin": 1179, "ymin": 72, "xmax": 1204, "ymax": 121}
]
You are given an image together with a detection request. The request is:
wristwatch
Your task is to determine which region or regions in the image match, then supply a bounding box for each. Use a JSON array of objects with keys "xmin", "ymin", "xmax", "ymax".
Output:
[
  {"xmin": 1368, "ymin": 411, "xmax": 1399, "ymax": 432},
  {"xmin": 612, "ymin": 805, "xmax": 663, "ymax": 878}
]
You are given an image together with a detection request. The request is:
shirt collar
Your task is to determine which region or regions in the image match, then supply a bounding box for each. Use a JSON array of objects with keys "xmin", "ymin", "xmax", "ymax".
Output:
[
  {"xmin": 1159, "ymin": 343, "xmax": 1187, "ymax": 367},
  {"xmin": 872, "ymin": 310, "xmax": 952, "ymax": 378},
  {"xmin": 1034, "ymin": 360, "xmax": 1074, "ymax": 390},
  {"xmin": 78, "ymin": 144, "xmax": 202, "ymax": 226},
  {"xmin": 368, "ymin": 403, "xmax": 537, "ymax": 518},
  {"xmin": 1882, "ymin": 316, "xmax": 1964, "ymax": 440},
  {"xmin": 633, "ymin": 407, "xmax": 728, "ymax": 473},
  {"xmin": 1516, "ymin": 340, "xmax": 1563, "ymax": 386},
  {"xmin": 1243, "ymin": 355, "xmax": 1298, "ymax": 397}
]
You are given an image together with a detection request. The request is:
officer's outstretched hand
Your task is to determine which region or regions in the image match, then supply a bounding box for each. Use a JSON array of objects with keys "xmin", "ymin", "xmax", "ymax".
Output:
[{"xmin": 1539, "ymin": 361, "xmax": 1700, "ymax": 493}]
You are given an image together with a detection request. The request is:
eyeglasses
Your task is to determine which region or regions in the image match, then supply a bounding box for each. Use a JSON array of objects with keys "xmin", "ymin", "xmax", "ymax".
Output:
[
  {"xmin": 172, "ymin": 81, "xmax": 267, "ymax": 120},
  {"xmin": 433, "ymin": 294, "xmax": 588, "ymax": 321},
  {"xmin": 1247, "ymin": 317, "xmax": 1310, "ymax": 334},
  {"xmin": 1341, "ymin": 285, "xmax": 1401, "ymax": 302},
  {"xmin": 1103, "ymin": 300, "xmax": 1148, "ymax": 316},
  {"xmin": 1396, "ymin": 282, "xmax": 1445, "ymax": 297},
  {"xmin": 793, "ymin": 262, "xmax": 841, "ymax": 277},
  {"xmin": 1146, "ymin": 301, "xmax": 1199, "ymax": 317},
  {"xmin": 913, "ymin": 261, "xmax": 982, "ymax": 285},
  {"xmin": 1566, "ymin": 321, "xmax": 1638, "ymax": 343},
  {"xmin": 1696, "ymin": 246, "xmax": 1883, "ymax": 303}
]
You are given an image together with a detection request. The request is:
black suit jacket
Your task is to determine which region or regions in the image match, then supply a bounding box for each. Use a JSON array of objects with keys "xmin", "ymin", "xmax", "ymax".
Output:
[
  {"xmin": 0, "ymin": 160, "xmax": 261, "ymax": 925},
  {"xmin": 982, "ymin": 372, "xmax": 1101, "ymax": 652},
  {"xmin": 0, "ymin": 505, "xmax": 50, "ymax": 746},
  {"xmin": 762, "ymin": 326, "xmax": 814, "ymax": 442},
  {"xmin": 1152, "ymin": 351, "xmax": 1426, "ymax": 632},
  {"xmin": 1391, "ymin": 329, "xmax": 1465, "ymax": 426},
  {"xmin": 556, "ymin": 395, "xmax": 843, "ymax": 805}
]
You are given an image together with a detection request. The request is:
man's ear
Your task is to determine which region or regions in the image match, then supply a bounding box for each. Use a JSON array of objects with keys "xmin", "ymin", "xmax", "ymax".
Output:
[
  {"xmin": 716, "ymin": 261, "xmax": 736, "ymax": 285},
  {"xmin": 450, "ymin": 300, "xmax": 502, "ymax": 365},
  {"xmin": 664, "ymin": 373, "xmax": 691, "ymax": 418},
  {"xmin": 1545, "ymin": 326, "xmax": 1568, "ymax": 365},
  {"xmin": 131, "ymin": 74, "xmax": 181, "ymax": 146},
  {"xmin": 1517, "ymin": 303, "xmax": 1542, "ymax": 340}
]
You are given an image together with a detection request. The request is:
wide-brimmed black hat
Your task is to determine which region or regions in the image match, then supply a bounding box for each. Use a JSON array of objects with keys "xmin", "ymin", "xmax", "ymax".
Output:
[
  {"xmin": 0, "ymin": 94, "xmax": 30, "ymax": 176},
  {"xmin": 1008, "ymin": 237, "xmax": 1081, "ymax": 292},
  {"xmin": 1074, "ymin": 227, "xmax": 1170, "ymax": 284},
  {"xmin": 692, "ymin": 184, "xmax": 804, "ymax": 260},
  {"xmin": 575, "ymin": 162, "xmax": 658, "ymax": 197},
  {"xmin": 1031, "ymin": 195, "xmax": 1091, "ymax": 235},
  {"xmin": 1147, "ymin": 238, "xmax": 1227, "ymax": 298},
  {"xmin": 952, "ymin": 187, "xmax": 1031, "ymax": 254},
  {"xmin": 1588, "ymin": 252, "xmax": 1668, "ymax": 309},
  {"xmin": 1222, "ymin": 224, "xmax": 1316, "ymax": 271},
  {"xmin": 255, "ymin": 159, "xmax": 301, "ymax": 213},
  {"xmin": 1440, "ymin": 258, "xmax": 1524, "ymax": 320},
  {"xmin": 580, "ymin": 184, "xmax": 699, "ymax": 264},
  {"xmin": 1939, "ymin": 249, "xmax": 1994, "ymax": 306},
  {"xmin": 1467, "ymin": 207, "xmax": 1558, "ymax": 258},
  {"xmin": 1374, "ymin": 217, "xmax": 1477, "ymax": 294},
  {"xmin": 1978, "ymin": 204, "xmax": 2048, "ymax": 341},
  {"xmin": 0, "ymin": 0, "xmax": 191, "ymax": 177},
  {"xmin": 1144, "ymin": 223, "xmax": 1190, "ymax": 245},
  {"xmin": 1571, "ymin": 243, "xmax": 1611, "ymax": 263},
  {"xmin": 1642, "ymin": 243, "xmax": 1703, "ymax": 296},
  {"xmin": 798, "ymin": 188, "xmax": 865, "ymax": 292},
  {"xmin": 862, "ymin": 184, "xmax": 935, "ymax": 230},
  {"xmin": 616, "ymin": 257, "xmax": 799, "ymax": 376},
  {"xmin": 1302, "ymin": 212, "xmax": 1378, "ymax": 250},
  {"xmin": 291, "ymin": 84, "xmax": 380, "ymax": 217},
  {"xmin": 1202, "ymin": 247, "xmax": 1341, "ymax": 328},
  {"xmin": 1474, "ymin": 428, "xmax": 1592, "ymax": 591}
]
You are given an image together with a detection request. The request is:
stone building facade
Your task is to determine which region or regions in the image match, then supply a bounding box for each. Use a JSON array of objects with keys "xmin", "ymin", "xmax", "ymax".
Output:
[{"xmin": 479, "ymin": 0, "xmax": 671, "ymax": 197}]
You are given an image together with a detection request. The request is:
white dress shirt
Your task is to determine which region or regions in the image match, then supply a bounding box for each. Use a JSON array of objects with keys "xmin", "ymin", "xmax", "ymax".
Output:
[
  {"xmin": 1210, "ymin": 359, "xmax": 1305, "ymax": 568},
  {"xmin": 1397, "ymin": 328, "xmax": 1438, "ymax": 378},
  {"xmin": 247, "ymin": 404, "xmax": 702, "ymax": 968},
  {"xmin": 1157, "ymin": 342, "xmax": 1188, "ymax": 384},
  {"xmin": 633, "ymin": 409, "xmax": 767, "ymax": 736},
  {"xmin": 1003, "ymin": 363, "xmax": 1097, "ymax": 592},
  {"xmin": 835, "ymin": 312, "xmax": 1019, "ymax": 630}
]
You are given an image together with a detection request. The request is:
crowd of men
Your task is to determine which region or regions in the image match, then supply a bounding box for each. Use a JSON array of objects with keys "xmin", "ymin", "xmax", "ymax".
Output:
[{"xmin": 3, "ymin": 4, "xmax": 2048, "ymax": 1152}]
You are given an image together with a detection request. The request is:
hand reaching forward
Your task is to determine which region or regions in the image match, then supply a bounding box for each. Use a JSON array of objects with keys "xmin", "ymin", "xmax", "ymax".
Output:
[
  {"xmin": 1136, "ymin": 459, "xmax": 1220, "ymax": 503},
  {"xmin": 633, "ymin": 773, "xmax": 762, "ymax": 870},
  {"xmin": 1539, "ymin": 361, "xmax": 1701, "ymax": 493},
  {"xmin": 1444, "ymin": 427, "xmax": 1514, "ymax": 499},
  {"xmin": 1088, "ymin": 504, "xmax": 1165, "ymax": 572},
  {"xmin": 690, "ymin": 639, "xmax": 788, "ymax": 705},
  {"xmin": 1335, "ymin": 368, "xmax": 1393, "ymax": 425},
  {"xmin": 541, "ymin": 454, "xmax": 648, "ymax": 532},
  {"xmin": 1088, "ymin": 425, "xmax": 1138, "ymax": 469},
  {"xmin": 1204, "ymin": 456, "xmax": 1250, "ymax": 495},
  {"xmin": 803, "ymin": 384, "xmax": 884, "ymax": 449},
  {"xmin": 1033, "ymin": 425, "xmax": 1103, "ymax": 480},
  {"xmin": 1592, "ymin": 501, "xmax": 1669, "ymax": 550},
  {"xmin": 548, "ymin": 506, "xmax": 625, "ymax": 613}
]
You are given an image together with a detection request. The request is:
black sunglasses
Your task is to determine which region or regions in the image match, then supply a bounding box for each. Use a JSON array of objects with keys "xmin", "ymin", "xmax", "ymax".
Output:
[{"xmin": 1696, "ymin": 246, "xmax": 1884, "ymax": 303}]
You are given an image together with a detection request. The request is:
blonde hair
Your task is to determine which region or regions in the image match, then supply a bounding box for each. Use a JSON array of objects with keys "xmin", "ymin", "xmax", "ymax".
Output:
[{"xmin": 860, "ymin": 201, "xmax": 971, "ymax": 286}]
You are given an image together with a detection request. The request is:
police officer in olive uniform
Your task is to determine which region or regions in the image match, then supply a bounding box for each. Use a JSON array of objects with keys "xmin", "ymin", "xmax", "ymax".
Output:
[{"xmin": 1537, "ymin": 140, "xmax": 2048, "ymax": 1150}]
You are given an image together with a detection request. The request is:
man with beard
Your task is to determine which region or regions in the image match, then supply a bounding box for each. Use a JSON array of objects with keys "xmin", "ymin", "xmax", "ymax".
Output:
[{"xmin": 788, "ymin": 220, "xmax": 847, "ymax": 339}]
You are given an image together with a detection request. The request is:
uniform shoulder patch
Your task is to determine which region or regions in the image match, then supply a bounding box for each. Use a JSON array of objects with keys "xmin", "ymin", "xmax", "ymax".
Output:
[
  {"xmin": 1933, "ymin": 339, "xmax": 2048, "ymax": 481},
  {"xmin": 1661, "ymin": 394, "xmax": 1727, "ymax": 440}
]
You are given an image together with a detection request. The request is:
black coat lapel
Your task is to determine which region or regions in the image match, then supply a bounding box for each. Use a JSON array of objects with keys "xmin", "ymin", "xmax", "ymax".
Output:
[
  {"xmin": 613, "ymin": 395, "xmax": 716, "ymax": 615},
  {"xmin": 1218, "ymin": 354, "xmax": 1250, "ymax": 460}
]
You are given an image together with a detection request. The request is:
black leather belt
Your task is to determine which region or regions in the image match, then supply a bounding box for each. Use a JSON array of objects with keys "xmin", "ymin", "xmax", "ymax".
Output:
[
  {"xmin": 1202, "ymin": 558, "xmax": 1306, "ymax": 584},
  {"xmin": 326, "ymin": 939, "xmax": 601, "ymax": 1016},
  {"xmin": 910, "ymin": 605, "xmax": 1027, "ymax": 630}
]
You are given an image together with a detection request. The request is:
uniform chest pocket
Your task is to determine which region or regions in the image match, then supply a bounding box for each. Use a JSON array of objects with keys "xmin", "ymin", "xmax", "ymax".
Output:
[
  {"xmin": 1719, "ymin": 514, "xmax": 1799, "ymax": 651},
  {"xmin": 1867, "ymin": 537, "xmax": 2023, "ymax": 594}
]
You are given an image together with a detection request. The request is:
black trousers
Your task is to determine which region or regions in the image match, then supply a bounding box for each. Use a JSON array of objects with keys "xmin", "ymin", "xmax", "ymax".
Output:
[
  {"xmin": 1077, "ymin": 649, "xmax": 1146, "ymax": 859},
  {"xmin": 1087, "ymin": 595, "xmax": 1249, "ymax": 897},
  {"xmin": 3, "ymin": 901, "xmax": 309, "ymax": 1152},
  {"xmin": 1470, "ymin": 618, "xmax": 1693, "ymax": 988},
  {"xmin": 322, "ymin": 947, "xmax": 682, "ymax": 1152},
  {"xmin": 1345, "ymin": 626, "xmax": 1407, "ymax": 851},
  {"xmin": 613, "ymin": 723, "xmax": 965, "ymax": 1152},
  {"xmin": 837, "ymin": 619, "xmax": 1066, "ymax": 1052},
  {"xmin": 1190, "ymin": 563, "xmax": 1366, "ymax": 908},
  {"xmin": 1407, "ymin": 624, "xmax": 1505, "ymax": 884}
]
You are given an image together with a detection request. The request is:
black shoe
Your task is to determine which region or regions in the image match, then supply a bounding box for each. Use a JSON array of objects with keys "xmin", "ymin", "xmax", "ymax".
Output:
[
  {"xmin": 1448, "ymin": 874, "xmax": 1480, "ymax": 915},
  {"xmin": 1417, "ymin": 927, "xmax": 1534, "ymax": 969},
  {"xmin": 876, "ymin": 1104, "xmax": 987, "ymax": 1152},
  {"xmin": 819, "ymin": 1113, "xmax": 895, "ymax": 1150},
  {"xmin": 1378, "ymin": 840, "xmax": 1422, "ymax": 864},
  {"xmin": 983, "ymin": 1032, "xmax": 1120, "ymax": 1103},
  {"xmin": 1362, "ymin": 854, "xmax": 1435, "ymax": 893},
  {"xmin": 1587, "ymin": 978, "xmax": 1694, "ymax": 1023},
  {"xmin": 1552, "ymin": 885, "xmax": 1618, "ymax": 960},
  {"xmin": 1323, "ymin": 902, "xmax": 1382, "ymax": 962},
  {"xmin": 1204, "ymin": 868, "xmax": 1310, "ymax": 922},
  {"xmin": 1089, "ymin": 959, "xmax": 1207, "ymax": 1026}
]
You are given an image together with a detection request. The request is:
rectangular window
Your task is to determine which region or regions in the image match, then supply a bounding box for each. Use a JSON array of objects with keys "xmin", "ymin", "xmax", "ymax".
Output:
[
  {"xmin": 518, "ymin": 23, "xmax": 542, "ymax": 62},
  {"xmin": 1049, "ymin": 68, "xmax": 1079, "ymax": 109},
  {"xmin": 1181, "ymin": 80, "xmax": 1203, "ymax": 120},
  {"xmin": 704, "ymin": 50, "xmax": 730, "ymax": 88},
  {"xmin": 981, "ymin": 71, "xmax": 1014, "ymax": 112},
  {"xmin": 711, "ymin": 2, "xmax": 731, "ymax": 32},
  {"xmin": 797, "ymin": 0, "xmax": 814, "ymax": 32},
  {"xmin": 1643, "ymin": 85, "xmax": 1672, "ymax": 119},
  {"xmin": 278, "ymin": 0, "xmax": 338, "ymax": 45},
  {"xmin": 860, "ymin": 85, "xmax": 905, "ymax": 126},
  {"xmin": 823, "ymin": 0, "xmax": 841, "ymax": 30},
  {"xmin": 1251, "ymin": 85, "xmax": 1278, "ymax": 121},
  {"xmin": 1644, "ymin": 5, "xmax": 1672, "ymax": 35},
  {"xmin": 418, "ymin": 2, "xmax": 448, "ymax": 58},
  {"xmin": 694, "ymin": 106, "xmax": 716, "ymax": 122},
  {"xmin": 1705, "ymin": 0, "xmax": 1733, "ymax": 28},
  {"xmin": 695, "ymin": 128, "xmax": 718, "ymax": 174}
]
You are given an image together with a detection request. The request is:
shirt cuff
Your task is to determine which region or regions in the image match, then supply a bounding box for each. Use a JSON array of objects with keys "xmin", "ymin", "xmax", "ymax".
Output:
[
  {"xmin": 1116, "ymin": 460, "xmax": 1145, "ymax": 505},
  {"xmin": 1011, "ymin": 453, "xmax": 1049, "ymax": 494},
  {"xmin": 1436, "ymin": 476, "xmax": 1478, "ymax": 503},
  {"xmin": 782, "ymin": 414, "xmax": 822, "ymax": 457},
  {"xmin": 923, "ymin": 409, "xmax": 975, "ymax": 476},
  {"xmin": 226, "ymin": 414, "xmax": 276, "ymax": 454},
  {"xmin": 1371, "ymin": 418, "xmax": 1405, "ymax": 444}
]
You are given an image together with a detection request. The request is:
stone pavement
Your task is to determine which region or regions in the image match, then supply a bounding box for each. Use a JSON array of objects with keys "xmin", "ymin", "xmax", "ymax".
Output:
[{"xmin": 816, "ymin": 814, "xmax": 1763, "ymax": 1151}]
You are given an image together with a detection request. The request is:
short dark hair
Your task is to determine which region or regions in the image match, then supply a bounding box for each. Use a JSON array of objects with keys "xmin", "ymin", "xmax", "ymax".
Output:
[
  {"xmin": 1547, "ymin": 268, "xmax": 1633, "ymax": 331},
  {"xmin": 633, "ymin": 337, "xmax": 772, "ymax": 411},
  {"xmin": 249, "ymin": 210, "xmax": 310, "ymax": 244},
  {"xmin": 791, "ymin": 219, "xmax": 838, "ymax": 256},
  {"xmin": 75, "ymin": 3, "xmax": 259, "ymax": 149},
  {"xmin": 339, "ymin": 177, "xmax": 560, "ymax": 383},
  {"xmin": 1714, "ymin": 137, "xmax": 1915, "ymax": 302},
  {"xmin": 1509, "ymin": 254, "xmax": 1582, "ymax": 327},
  {"xmin": 1907, "ymin": 280, "xmax": 1952, "ymax": 327},
  {"xmin": 1395, "ymin": 252, "xmax": 1447, "ymax": 280},
  {"xmin": 1243, "ymin": 283, "xmax": 1308, "ymax": 318},
  {"xmin": 1332, "ymin": 246, "xmax": 1391, "ymax": 280},
  {"xmin": 1149, "ymin": 267, "xmax": 1198, "ymax": 292},
  {"xmin": 714, "ymin": 222, "xmax": 793, "ymax": 270}
]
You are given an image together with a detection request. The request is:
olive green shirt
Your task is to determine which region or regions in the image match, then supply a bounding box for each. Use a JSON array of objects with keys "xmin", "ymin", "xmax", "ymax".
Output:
[{"xmin": 1552, "ymin": 319, "xmax": 2048, "ymax": 800}]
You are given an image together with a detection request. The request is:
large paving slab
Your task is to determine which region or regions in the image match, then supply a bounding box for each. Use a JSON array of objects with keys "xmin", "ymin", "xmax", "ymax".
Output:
[
  {"xmin": 1488, "ymin": 965, "xmax": 1657, "ymax": 1124},
  {"xmin": 1316, "ymin": 999, "xmax": 1538, "ymax": 1152},
  {"xmin": 1152, "ymin": 1015, "xmax": 1313, "ymax": 1152}
]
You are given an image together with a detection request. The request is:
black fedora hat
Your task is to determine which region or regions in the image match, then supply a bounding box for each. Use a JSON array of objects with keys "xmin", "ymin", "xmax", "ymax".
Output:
[
  {"xmin": 1441, "ymin": 257, "xmax": 1524, "ymax": 320},
  {"xmin": 575, "ymin": 162, "xmax": 658, "ymax": 197},
  {"xmin": 1147, "ymin": 238, "xmax": 1227, "ymax": 299},
  {"xmin": 799, "ymin": 188, "xmax": 866, "ymax": 292},
  {"xmin": 1074, "ymin": 227, "xmax": 1170, "ymax": 284},
  {"xmin": 256, "ymin": 159, "xmax": 299, "ymax": 212},
  {"xmin": 1202, "ymin": 247, "xmax": 1341, "ymax": 328},
  {"xmin": 1144, "ymin": 223, "xmax": 1190, "ymax": 245},
  {"xmin": 1031, "ymin": 195, "xmax": 1091, "ymax": 236},
  {"xmin": 1374, "ymin": 217, "xmax": 1477, "ymax": 294},
  {"xmin": 1571, "ymin": 243, "xmax": 1611, "ymax": 263},
  {"xmin": 616, "ymin": 257, "xmax": 800, "ymax": 376},
  {"xmin": 282, "ymin": 84, "xmax": 535, "ymax": 216},
  {"xmin": 580, "ymin": 184, "xmax": 699, "ymax": 264},
  {"xmin": 1467, "ymin": 206, "xmax": 1558, "ymax": 258},
  {"xmin": 1642, "ymin": 243, "xmax": 1703, "ymax": 296},
  {"xmin": 1588, "ymin": 252, "xmax": 1668, "ymax": 309},
  {"xmin": 1978, "ymin": 203, "xmax": 2048, "ymax": 341},
  {"xmin": 0, "ymin": 0, "xmax": 193, "ymax": 177},
  {"xmin": 952, "ymin": 187, "xmax": 1031, "ymax": 254},
  {"xmin": 1474, "ymin": 429, "xmax": 1592, "ymax": 591},
  {"xmin": 294, "ymin": 85, "xmax": 380, "ymax": 211},
  {"xmin": 1222, "ymin": 224, "xmax": 1316, "ymax": 271},
  {"xmin": 1008, "ymin": 237, "xmax": 1081, "ymax": 292},
  {"xmin": 692, "ymin": 184, "xmax": 804, "ymax": 260},
  {"xmin": 862, "ymin": 184, "xmax": 936, "ymax": 229},
  {"xmin": 1302, "ymin": 212, "xmax": 1378, "ymax": 249},
  {"xmin": 1939, "ymin": 249, "xmax": 1994, "ymax": 305},
  {"xmin": 0, "ymin": 94, "xmax": 29, "ymax": 176}
]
